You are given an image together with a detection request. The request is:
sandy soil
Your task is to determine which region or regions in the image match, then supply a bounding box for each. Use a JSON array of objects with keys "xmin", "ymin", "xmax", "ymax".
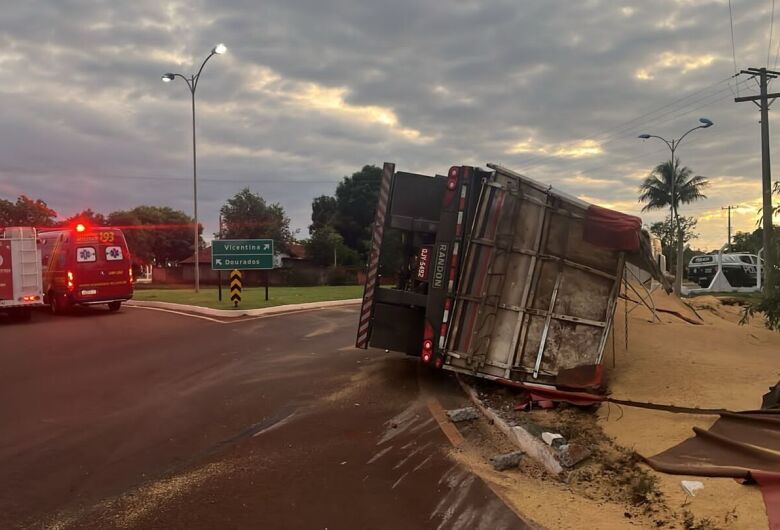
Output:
[
  {"xmin": 608, "ymin": 291, "xmax": 779, "ymax": 410},
  {"xmin": 453, "ymin": 291, "xmax": 779, "ymax": 529},
  {"xmin": 599, "ymin": 291, "xmax": 779, "ymax": 529}
]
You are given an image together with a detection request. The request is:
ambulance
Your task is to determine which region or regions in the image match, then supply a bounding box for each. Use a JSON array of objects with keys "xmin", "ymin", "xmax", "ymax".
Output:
[
  {"xmin": 39, "ymin": 224, "xmax": 134, "ymax": 313},
  {"xmin": 0, "ymin": 227, "xmax": 45, "ymax": 320}
]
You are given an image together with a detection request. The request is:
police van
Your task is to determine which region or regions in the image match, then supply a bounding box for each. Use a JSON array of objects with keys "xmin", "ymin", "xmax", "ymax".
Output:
[{"xmin": 687, "ymin": 253, "xmax": 760, "ymax": 288}]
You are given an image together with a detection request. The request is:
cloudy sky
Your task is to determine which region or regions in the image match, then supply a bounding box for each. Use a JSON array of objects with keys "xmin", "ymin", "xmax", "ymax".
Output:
[{"xmin": 1, "ymin": 0, "xmax": 779, "ymax": 249}]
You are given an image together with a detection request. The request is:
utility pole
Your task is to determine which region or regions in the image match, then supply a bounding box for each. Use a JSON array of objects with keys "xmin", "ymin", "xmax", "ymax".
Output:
[
  {"xmin": 722, "ymin": 205, "xmax": 734, "ymax": 250},
  {"xmin": 735, "ymin": 67, "xmax": 779, "ymax": 292}
]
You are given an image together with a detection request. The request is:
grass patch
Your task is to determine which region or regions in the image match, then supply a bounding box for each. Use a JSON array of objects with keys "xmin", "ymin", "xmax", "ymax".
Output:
[{"xmin": 132, "ymin": 285, "xmax": 363, "ymax": 310}]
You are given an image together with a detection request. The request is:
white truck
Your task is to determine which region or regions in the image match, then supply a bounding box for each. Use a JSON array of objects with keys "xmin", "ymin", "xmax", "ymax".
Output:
[{"xmin": 0, "ymin": 227, "xmax": 45, "ymax": 320}]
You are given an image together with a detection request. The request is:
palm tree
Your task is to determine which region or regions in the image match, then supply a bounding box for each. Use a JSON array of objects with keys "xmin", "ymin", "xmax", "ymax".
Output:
[{"xmin": 638, "ymin": 158, "xmax": 708, "ymax": 294}]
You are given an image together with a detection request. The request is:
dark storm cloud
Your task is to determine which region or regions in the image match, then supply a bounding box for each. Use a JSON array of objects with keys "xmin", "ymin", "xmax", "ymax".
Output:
[{"xmin": 0, "ymin": 0, "xmax": 776, "ymax": 246}]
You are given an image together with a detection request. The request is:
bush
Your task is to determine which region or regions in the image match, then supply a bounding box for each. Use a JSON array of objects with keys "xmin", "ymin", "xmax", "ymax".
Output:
[
  {"xmin": 327, "ymin": 268, "xmax": 357, "ymax": 285},
  {"xmin": 740, "ymin": 291, "xmax": 780, "ymax": 331},
  {"xmin": 285, "ymin": 268, "xmax": 323, "ymax": 286}
]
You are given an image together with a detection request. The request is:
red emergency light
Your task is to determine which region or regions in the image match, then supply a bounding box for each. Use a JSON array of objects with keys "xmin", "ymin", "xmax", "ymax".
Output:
[{"xmin": 75, "ymin": 224, "xmax": 86, "ymax": 233}]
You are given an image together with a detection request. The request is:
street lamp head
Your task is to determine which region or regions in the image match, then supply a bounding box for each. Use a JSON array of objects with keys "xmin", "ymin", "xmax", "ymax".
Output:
[
  {"xmin": 161, "ymin": 73, "xmax": 175, "ymax": 83},
  {"xmin": 212, "ymin": 43, "xmax": 227, "ymax": 55},
  {"xmin": 638, "ymin": 134, "xmax": 651, "ymax": 139},
  {"xmin": 699, "ymin": 117, "xmax": 714, "ymax": 128}
]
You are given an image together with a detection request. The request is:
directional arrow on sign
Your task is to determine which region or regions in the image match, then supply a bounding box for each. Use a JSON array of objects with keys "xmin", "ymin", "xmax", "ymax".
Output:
[
  {"xmin": 263, "ymin": 244, "xmax": 270, "ymax": 251},
  {"xmin": 216, "ymin": 258, "xmax": 223, "ymax": 265},
  {"xmin": 229, "ymin": 269, "xmax": 242, "ymax": 307}
]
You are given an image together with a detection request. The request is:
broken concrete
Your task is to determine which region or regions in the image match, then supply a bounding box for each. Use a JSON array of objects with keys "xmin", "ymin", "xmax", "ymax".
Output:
[
  {"xmin": 557, "ymin": 443, "xmax": 591, "ymax": 468},
  {"xmin": 542, "ymin": 432, "xmax": 566, "ymax": 449},
  {"xmin": 446, "ymin": 407, "xmax": 480, "ymax": 423},
  {"xmin": 490, "ymin": 451, "xmax": 524, "ymax": 471}
]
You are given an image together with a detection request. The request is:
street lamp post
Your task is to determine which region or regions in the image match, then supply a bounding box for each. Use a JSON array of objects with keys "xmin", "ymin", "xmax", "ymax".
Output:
[
  {"xmin": 162, "ymin": 43, "xmax": 227, "ymax": 293},
  {"xmin": 638, "ymin": 117, "xmax": 714, "ymax": 296}
]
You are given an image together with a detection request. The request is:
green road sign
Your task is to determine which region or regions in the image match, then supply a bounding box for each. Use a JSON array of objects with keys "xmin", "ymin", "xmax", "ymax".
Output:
[{"xmin": 211, "ymin": 239, "xmax": 274, "ymax": 270}]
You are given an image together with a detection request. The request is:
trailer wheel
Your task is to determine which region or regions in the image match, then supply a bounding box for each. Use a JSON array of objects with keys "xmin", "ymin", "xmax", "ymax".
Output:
[
  {"xmin": 108, "ymin": 301, "xmax": 122, "ymax": 312},
  {"xmin": 50, "ymin": 293, "xmax": 70, "ymax": 315}
]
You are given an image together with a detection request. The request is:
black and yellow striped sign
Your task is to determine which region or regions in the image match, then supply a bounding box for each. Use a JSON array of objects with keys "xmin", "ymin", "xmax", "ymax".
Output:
[{"xmin": 230, "ymin": 269, "xmax": 242, "ymax": 306}]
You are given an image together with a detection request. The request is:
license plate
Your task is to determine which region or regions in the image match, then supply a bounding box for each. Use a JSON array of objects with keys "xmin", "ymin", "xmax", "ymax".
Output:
[
  {"xmin": 81, "ymin": 289, "xmax": 97, "ymax": 296},
  {"xmin": 703, "ymin": 268, "xmax": 712, "ymax": 273},
  {"xmin": 416, "ymin": 246, "xmax": 432, "ymax": 281}
]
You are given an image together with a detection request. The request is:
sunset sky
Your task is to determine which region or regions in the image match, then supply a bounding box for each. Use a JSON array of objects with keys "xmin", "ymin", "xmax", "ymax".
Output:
[{"xmin": 1, "ymin": 0, "xmax": 779, "ymax": 249}]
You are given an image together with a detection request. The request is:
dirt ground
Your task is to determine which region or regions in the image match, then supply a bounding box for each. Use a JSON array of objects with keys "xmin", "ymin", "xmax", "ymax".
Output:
[{"xmin": 451, "ymin": 291, "xmax": 779, "ymax": 529}]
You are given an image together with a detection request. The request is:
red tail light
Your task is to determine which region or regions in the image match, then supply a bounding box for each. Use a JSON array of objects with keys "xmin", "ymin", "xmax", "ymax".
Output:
[
  {"xmin": 18, "ymin": 295, "xmax": 40, "ymax": 302},
  {"xmin": 447, "ymin": 167, "xmax": 458, "ymax": 190},
  {"xmin": 67, "ymin": 271, "xmax": 75, "ymax": 291},
  {"xmin": 129, "ymin": 267, "xmax": 133, "ymax": 283},
  {"xmin": 422, "ymin": 320, "xmax": 434, "ymax": 362}
]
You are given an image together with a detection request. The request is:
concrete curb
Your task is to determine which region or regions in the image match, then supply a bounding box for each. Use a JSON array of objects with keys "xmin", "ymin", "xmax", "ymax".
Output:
[
  {"xmin": 456, "ymin": 375, "xmax": 564, "ymax": 477},
  {"xmin": 126, "ymin": 298, "xmax": 361, "ymax": 318}
]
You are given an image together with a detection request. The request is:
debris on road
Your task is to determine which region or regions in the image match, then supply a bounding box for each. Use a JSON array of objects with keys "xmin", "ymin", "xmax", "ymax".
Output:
[
  {"xmin": 541, "ymin": 432, "xmax": 566, "ymax": 449},
  {"xmin": 557, "ymin": 443, "xmax": 591, "ymax": 468},
  {"xmin": 446, "ymin": 407, "xmax": 479, "ymax": 423},
  {"xmin": 680, "ymin": 480, "xmax": 704, "ymax": 497},
  {"xmin": 490, "ymin": 451, "xmax": 524, "ymax": 471},
  {"xmin": 762, "ymin": 380, "xmax": 780, "ymax": 410}
]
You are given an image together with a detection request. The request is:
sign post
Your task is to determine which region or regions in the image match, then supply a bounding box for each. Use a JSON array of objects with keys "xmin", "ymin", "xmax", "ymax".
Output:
[
  {"xmin": 211, "ymin": 239, "xmax": 274, "ymax": 305},
  {"xmin": 211, "ymin": 239, "xmax": 274, "ymax": 270},
  {"xmin": 230, "ymin": 269, "xmax": 242, "ymax": 307}
]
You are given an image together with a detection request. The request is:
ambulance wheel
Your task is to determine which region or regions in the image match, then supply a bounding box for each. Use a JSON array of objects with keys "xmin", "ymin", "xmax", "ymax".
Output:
[{"xmin": 108, "ymin": 301, "xmax": 122, "ymax": 312}]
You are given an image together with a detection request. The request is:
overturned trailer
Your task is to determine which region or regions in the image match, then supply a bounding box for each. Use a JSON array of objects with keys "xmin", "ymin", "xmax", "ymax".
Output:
[{"xmin": 356, "ymin": 163, "xmax": 666, "ymax": 392}]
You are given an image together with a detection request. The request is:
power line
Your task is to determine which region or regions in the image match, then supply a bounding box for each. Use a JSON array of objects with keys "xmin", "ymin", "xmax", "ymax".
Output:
[
  {"xmin": 518, "ymin": 77, "xmax": 755, "ymax": 174},
  {"xmin": 515, "ymin": 76, "xmax": 751, "ymax": 172},
  {"xmin": 770, "ymin": 0, "xmax": 776, "ymax": 68},
  {"xmin": 0, "ymin": 173, "xmax": 342, "ymax": 185},
  {"xmin": 729, "ymin": 0, "xmax": 740, "ymax": 95},
  {"xmin": 511, "ymin": 75, "xmax": 740, "ymax": 170}
]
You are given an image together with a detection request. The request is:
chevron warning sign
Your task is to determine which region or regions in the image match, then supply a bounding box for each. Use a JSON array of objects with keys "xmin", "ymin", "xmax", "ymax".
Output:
[{"xmin": 230, "ymin": 269, "xmax": 242, "ymax": 307}]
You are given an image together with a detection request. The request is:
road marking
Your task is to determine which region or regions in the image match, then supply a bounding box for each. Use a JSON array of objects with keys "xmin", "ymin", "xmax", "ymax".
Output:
[
  {"xmin": 127, "ymin": 305, "xmax": 346, "ymax": 325},
  {"xmin": 423, "ymin": 379, "xmax": 540, "ymax": 528},
  {"xmin": 425, "ymin": 398, "xmax": 465, "ymax": 448},
  {"xmin": 126, "ymin": 305, "xmax": 226, "ymax": 323}
]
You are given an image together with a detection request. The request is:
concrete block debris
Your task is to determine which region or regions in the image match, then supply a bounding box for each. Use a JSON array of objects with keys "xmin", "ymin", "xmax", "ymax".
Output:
[
  {"xmin": 490, "ymin": 451, "xmax": 524, "ymax": 471},
  {"xmin": 446, "ymin": 407, "xmax": 480, "ymax": 423},
  {"xmin": 558, "ymin": 443, "xmax": 591, "ymax": 468}
]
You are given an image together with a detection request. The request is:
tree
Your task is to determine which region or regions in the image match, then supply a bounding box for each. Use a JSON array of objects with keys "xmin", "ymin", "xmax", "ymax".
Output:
[
  {"xmin": 775, "ymin": 182, "xmax": 780, "ymax": 217},
  {"xmin": 305, "ymin": 225, "xmax": 360, "ymax": 267},
  {"xmin": 107, "ymin": 206, "xmax": 198, "ymax": 265},
  {"xmin": 732, "ymin": 228, "xmax": 766, "ymax": 255},
  {"xmin": 649, "ymin": 215, "xmax": 699, "ymax": 273},
  {"xmin": 333, "ymin": 165, "xmax": 382, "ymax": 257},
  {"xmin": 309, "ymin": 195, "xmax": 338, "ymax": 234},
  {"xmin": 219, "ymin": 188, "xmax": 293, "ymax": 252},
  {"xmin": 0, "ymin": 195, "xmax": 57, "ymax": 227},
  {"xmin": 639, "ymin": 158, "xmax": 708, "ymax": 294},
  {"xmin": 60, "ymin": 209, "xmax": 107, "ymax": 227}
]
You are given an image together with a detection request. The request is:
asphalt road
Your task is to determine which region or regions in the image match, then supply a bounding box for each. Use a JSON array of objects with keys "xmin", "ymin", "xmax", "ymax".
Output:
[{"xmin": 0, "ymin": 304, "xmax": 531, "ymax": 529}]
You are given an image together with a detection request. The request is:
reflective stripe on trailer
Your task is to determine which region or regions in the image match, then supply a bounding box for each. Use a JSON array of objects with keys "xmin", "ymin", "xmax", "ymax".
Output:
[
  {"xmin": 440, "ymin": 174, "xmax": 469, "ymax": 355},
  {"xmin": 355, "ymin": 162, "xmax": 394, "ymax": 348}
]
